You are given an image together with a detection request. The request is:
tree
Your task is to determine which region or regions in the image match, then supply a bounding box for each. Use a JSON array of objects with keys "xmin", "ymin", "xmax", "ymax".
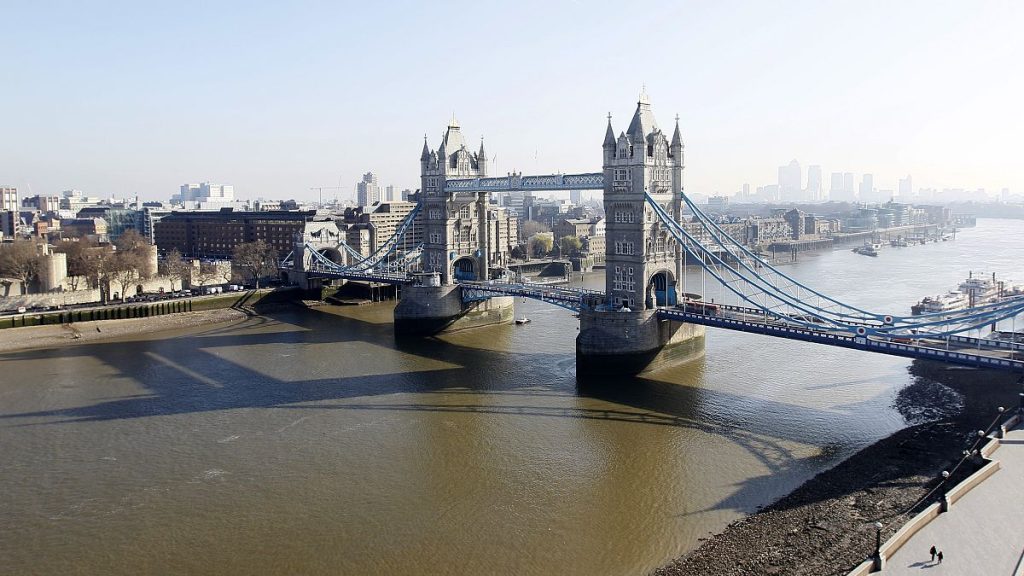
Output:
[
  {"xmin": 0, "ymin": 240, "xmax": 42, "ymax": 293},
  {"xmin": 54, "ymin": 239, "xmax": 102, "ymax": 291},
  {"xmin": 159, "ymin": 249, "xmax": 189, "ymax": 291},
  {"xmin": 107, "ymin": 251, "xmax": 142, "ymax": 301},
  {"xmin": 233, "ymin": 240, "xmax": 279, "ymax": 289},
  {"xmin": 115, "ymin": 229, "xmax": 146, "ymax": 253},
  {"xmin": 558, "ymin": 235, "xmax": 582, "ymax": 257},
  {"xmin": 527, "ymin": 234, "xmax": 553, "ymax": 258},
  {"xmin": 115, "ymin": 229, "xmax": 154, "ymax": 278},
  {"xmin": 521, "ymin": 220, "xmax": 550, "ymax": 240}
]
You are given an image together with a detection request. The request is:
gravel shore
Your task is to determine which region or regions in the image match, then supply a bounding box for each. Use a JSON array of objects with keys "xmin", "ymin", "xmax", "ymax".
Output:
[
  {"xmin": 653, "ymin": 361, "xmax": 1022, "ymax": 576},
  {"xmin": 0, "ymin": 308, "xmax": 250, "ymax": 353}
]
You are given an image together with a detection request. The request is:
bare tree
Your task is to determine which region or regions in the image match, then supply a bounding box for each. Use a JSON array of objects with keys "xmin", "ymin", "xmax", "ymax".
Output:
[
  {"xmin": 233, "ymin": 240, "xmax": 279, "ymax": 289},
  {"xmin": 115, "ymin": 229, "xmax": 146, "ymax": 253},
  {"xmin": 159, "ymin": 249, "xmax": 189, "ymax": 291},
  {"xmin": 54, "ymin": 239, "xmax": 101, "ymax": 291},
  {"xmin": 0, "ymin": 240, "xmax": 42, "ymax": 293},
  {"xmin": 520, "ymin": 220, "xmax": 550, "ymax": 240},
  {"xmin": 115, "ymin": 229, "xmax": 154, "ymax": 278},
  {"xmin": 107, "ymin": 251, "xmax": 142, "ymax": 301}
]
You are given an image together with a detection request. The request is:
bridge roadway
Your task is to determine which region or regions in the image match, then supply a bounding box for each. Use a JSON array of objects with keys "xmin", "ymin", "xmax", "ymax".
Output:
[
  {"xmin": 297, "ymin": 265, "xmax": 1024, "ymax": 371},
  {"xmin": 459, "ymin": 280, "xmax": 602, "ymax": 312},
  {"xmin": 305, "ymin": 265, "xmax": 411, "ymax": 285},
  {"xmin": 657, "ymin": 302, "xmax": 1024, "ymax": 371}
]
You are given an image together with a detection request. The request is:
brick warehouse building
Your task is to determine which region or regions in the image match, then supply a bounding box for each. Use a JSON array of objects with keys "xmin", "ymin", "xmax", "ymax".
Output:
[{"xmin": 154, "ymin": 209, "xmax": 322, "ymax": 258}]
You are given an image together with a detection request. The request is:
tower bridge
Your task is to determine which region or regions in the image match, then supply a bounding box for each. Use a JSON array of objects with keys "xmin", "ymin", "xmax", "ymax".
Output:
[{"xmin": 281, "ymin": 93, "xmax": 1024, "ymax": 375}]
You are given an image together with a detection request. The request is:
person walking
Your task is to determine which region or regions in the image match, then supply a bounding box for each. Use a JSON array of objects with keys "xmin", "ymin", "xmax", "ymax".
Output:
[
  {"xmin": 930, "ymin": 545, "xmax": 937, "ymax": 562},
  {"xmin": 937, "ymin": 551, "xmax": 944, "ymax": 563}
]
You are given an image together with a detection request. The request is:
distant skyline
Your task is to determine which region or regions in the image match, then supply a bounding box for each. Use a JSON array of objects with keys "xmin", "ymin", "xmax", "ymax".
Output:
[{"xmin": 3, "ymin": 1, "xmax": 1022, "ymax": 202}]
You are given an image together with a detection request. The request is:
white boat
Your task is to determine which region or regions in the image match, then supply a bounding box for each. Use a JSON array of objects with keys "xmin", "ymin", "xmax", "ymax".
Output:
[
  {"xmin": 515, "ymin": 317, "xmax": 531, "ymax": 325},
  {"xmin": 959, "ymin": 273, "xmax": 1003, "ymax": 306},
  {"xmin": 911, "ymin": 291, "xmax": 969, "ymax": 315},
  {"xmin": 912, "ymin": 272, "xmax": 1022, "ymax": 315}
]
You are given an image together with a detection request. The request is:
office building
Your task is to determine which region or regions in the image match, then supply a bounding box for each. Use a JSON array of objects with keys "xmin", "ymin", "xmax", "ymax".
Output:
[
  {"xmin": 155, "ymin": 210, "xmax": 324, "ymax": 258},
  {"xmin": 778, "ymin": 160, "xmax": 802, "ymax": 202},
  {"xmin": 859, "ymin": 174, "xmax": 874, "ymax": 203},
  {"xmin": 2, "ymin": 187, "xmax": 20, "ymax": 212},
  {"xmin": 806, "ymin": 165, "xmax": 822, "ymax": 202},
  {"xmin": 898, "ymin": 175, "xmax": 913, "ymax": 200},
  {"xmin": 173, "ymin": 182, "xmax": 235, "ymax": 208},
  {"xmin": 356, "ymin": 172, "xmax": 381, "ymax": 206}
]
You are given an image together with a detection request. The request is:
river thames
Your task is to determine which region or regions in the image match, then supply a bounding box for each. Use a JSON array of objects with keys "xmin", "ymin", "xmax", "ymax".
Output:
[{"xmin": 1, "ymin": 219, "xmax": 1021, "ymax": 575}]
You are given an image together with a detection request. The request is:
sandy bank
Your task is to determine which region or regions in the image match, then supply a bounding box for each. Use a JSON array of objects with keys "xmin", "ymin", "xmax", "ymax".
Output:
[{"xmin": 0, "ymin": 308, "xmax": 250, "ymax": 353}]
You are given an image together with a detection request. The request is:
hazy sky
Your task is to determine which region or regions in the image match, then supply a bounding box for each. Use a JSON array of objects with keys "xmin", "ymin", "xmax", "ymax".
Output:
[{"xmin": 3, "ymin": 1, "xmax": 1022, "ymax": 202}]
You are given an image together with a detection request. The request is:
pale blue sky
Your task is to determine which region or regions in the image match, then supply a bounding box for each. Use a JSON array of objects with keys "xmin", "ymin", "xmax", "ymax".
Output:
[{"xmin": 3, "ymin": 0, "xmax": 1022, "ymax": 201}]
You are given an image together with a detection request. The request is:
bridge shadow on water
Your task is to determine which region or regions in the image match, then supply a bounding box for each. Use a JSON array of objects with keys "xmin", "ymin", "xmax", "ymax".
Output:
[{"xmin": 0, "ymin": 304, "xmax": 900, "ymax": 515}]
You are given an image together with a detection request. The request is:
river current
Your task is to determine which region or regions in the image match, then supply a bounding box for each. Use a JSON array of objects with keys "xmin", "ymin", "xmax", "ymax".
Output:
[{"xmin": 1, "ymin": 219, "xmax": 1021, "ymax": 575}]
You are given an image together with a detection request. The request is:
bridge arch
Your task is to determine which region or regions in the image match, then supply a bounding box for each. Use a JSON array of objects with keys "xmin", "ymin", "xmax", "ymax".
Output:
[
  {"xmin": 647, "ymin": 269, "xmax": 677, "ymax": 308},
  {"xmin": 453, "ymin": 256, "xmax": 477, "ymax": 281},
  {"xmin": 317, "ymin": 247, "xmax": 345, "ymax": 266}
]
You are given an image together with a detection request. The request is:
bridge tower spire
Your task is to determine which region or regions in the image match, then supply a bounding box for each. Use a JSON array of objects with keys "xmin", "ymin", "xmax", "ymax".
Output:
[
  {"xmin": 602, "ymin": 92, "xmax": 683, "ymax": 310},
  {"xmin": 420, "ymin": 117, "xmax": 491, "ymax": 285}
]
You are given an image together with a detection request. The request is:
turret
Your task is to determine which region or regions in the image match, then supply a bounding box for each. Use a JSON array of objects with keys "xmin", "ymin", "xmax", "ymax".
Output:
[
  {"xmin": 603, "ymin": 114, "xmax": 616, "ymax": 164},
  {"xmin": 478, "ymin": 138, "xmax": 488, "ymax": 177},
  {"xmin": 670, "ymin": 115, "xmax": 683, "ymax": 159},
  {"xmin": 420, "ymin": 135, "xmax": 431, "ymax": 171}
]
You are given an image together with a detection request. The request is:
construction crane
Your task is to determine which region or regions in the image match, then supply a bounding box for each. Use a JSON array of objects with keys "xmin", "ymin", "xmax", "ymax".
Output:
[{"xmin": 309, "ymin": 186, "xmax": 344, "ymax": 208}]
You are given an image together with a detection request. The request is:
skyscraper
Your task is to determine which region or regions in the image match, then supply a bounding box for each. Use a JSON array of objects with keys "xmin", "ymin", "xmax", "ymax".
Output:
[
  {"xmin": 778, "ymin": 160, "xmax": 802, "ymax": 202},
  {"xmin": 385, "ymin": 184, "xmax": 396, "ymax": 203},
  {"xmin": 829, "ymin": 172, "xmax": 843, "ymax": 201},
  {"xmin": 843, "ymin": 173, "xmax": 855, "ymax": 200},
  {"xmin": 859, "ymin": 174, "xmax": 874, "ymax": 203},
  {"xmin": 806, "ymin": 165, "xmax": 822, "ymax": 202},
  {"xmin": 898, "ymin": 175, "xmax": 913, "ymax": 200},
  {"xmin": 356, "ymin": 172, "xmax": 381, "ymax": 206}
]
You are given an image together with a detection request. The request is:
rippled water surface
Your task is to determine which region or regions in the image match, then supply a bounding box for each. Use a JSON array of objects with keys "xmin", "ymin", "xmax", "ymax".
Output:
[{"xmin": 1, "ymin": 219, "xmax": 1021, "ymax": 575}]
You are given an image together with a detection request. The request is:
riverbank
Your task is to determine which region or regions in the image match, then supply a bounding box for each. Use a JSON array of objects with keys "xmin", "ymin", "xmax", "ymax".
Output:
[
  {"xmin": 0, "ymin": 308, "xmax": 250, "ymax": 353},
  {"xmin": 653, "ymin": 361, "xmax": 1022, "ymax": 576}
]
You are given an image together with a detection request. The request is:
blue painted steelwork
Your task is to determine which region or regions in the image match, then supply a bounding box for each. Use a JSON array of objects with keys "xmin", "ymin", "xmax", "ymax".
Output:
[
  {"xmin": 273, "ymin": 162, "xmax": 1022, "ymax": 370},
  {"xmin": 656, "ymin": 307, "xmax": 1024, "ymax": 371},
  {"xmin": 645, "ymin": 192, "xmax": 1024, "ymax": 337},
  {"xmin": 459, "ymin": 280, "xmax": 603, "ymax": 312},
  {"xmin": 444, "ymin": 172, "xmax": 604, "ymax": 193}
]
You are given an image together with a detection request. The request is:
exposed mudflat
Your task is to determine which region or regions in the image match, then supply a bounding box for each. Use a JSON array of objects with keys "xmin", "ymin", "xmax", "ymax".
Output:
[
  {"xmin": 0, "ymin": 308, "xmax": 249, "ymax": 353},
  {"xmin": 653, "ymin": 361, "xmax": 1021, "ymax": 576}
]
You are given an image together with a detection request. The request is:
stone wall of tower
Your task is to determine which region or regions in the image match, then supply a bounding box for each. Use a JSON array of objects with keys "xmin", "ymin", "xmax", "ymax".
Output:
[
  {"xmin": 602, "ymin": 97, "xmax": 683, "ymax": 310},
  {"xmin": 419, "ymin": 120, "xmax": 491, "ymax": 285}
]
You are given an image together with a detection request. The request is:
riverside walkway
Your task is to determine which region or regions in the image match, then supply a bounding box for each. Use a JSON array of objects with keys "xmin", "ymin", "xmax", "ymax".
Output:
[{"xmin": 882, "ymin": 425, "xmax": 1024, "ymax": 575}]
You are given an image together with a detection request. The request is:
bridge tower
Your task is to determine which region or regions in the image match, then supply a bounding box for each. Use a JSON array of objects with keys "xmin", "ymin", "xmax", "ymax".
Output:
[
  {"xmin": 420, "ymin": 116, "xmax": 491, "ymax": 285},
  {"xmin": 602, "ymin": 89, "xmax": 684, "ymax": 310},
  {"xmin": 396, "ymin": 116, "xmax": 513, "ymax": 335},
  {"xmin": 577, "ymin": 92, "xmax": 704, "ymax": 376}
]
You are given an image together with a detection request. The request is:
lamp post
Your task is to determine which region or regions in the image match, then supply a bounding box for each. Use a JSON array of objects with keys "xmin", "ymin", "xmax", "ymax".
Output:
[{"xmin": 873, "ymin": 521, "xmax": 884, "ymax": 569}]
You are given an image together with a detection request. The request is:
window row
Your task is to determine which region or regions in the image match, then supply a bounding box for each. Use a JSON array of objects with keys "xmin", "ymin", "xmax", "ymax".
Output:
[
  {"xmin": 613, "ymin": 240, "xmax": 635, "ymax": 255},
  {"xmin": 613, "ymin": 210, "xmax": 635, "ymax": 223}
]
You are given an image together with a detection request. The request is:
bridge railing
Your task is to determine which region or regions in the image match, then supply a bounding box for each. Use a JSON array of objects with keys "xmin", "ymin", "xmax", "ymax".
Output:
[{"xmin": 444, "ymin": 172, "xmax": 604, "ymax": 193}]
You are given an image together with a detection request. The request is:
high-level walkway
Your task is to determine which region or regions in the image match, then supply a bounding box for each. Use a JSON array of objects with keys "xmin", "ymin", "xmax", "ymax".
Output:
[{"xmin": 882, "ymin": 425, "xmax": 1024, "ymax": 575}]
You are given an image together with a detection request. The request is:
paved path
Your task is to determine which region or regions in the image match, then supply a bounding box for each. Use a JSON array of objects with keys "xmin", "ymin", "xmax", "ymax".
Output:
[{"xmin": 883, "ymin": 426, "xmax": 1024, "ymax": 575}]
